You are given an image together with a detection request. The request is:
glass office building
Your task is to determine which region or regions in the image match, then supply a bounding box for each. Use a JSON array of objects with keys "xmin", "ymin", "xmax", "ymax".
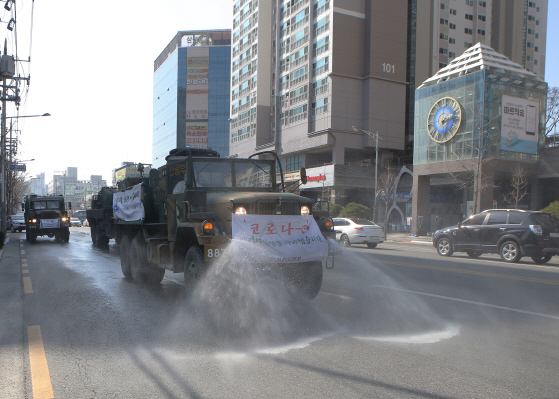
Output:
[{"xmin": 153, "ymin": 30, "xmax": 231, "ymax": 168}]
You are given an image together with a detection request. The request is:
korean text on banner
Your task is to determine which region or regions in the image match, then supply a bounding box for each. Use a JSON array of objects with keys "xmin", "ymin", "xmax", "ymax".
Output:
[
  {"xmin": 113, "ymin": 183, "xmax": 145, "ymax": 221},
  {"xmin": 232, "ymin": 215, "xmax": 328, "ymax": 263}
]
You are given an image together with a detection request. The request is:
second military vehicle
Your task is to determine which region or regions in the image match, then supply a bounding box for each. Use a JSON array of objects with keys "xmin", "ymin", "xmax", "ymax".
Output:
[{"xmin": 23, "ymin": 195, "xmax": 71, "ymax": 243}]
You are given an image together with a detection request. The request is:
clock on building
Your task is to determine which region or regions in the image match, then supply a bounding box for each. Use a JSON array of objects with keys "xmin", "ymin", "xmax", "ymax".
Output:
[{"xmin": 427, "ymin": 97, "xmax": 462, "ymax": 143}]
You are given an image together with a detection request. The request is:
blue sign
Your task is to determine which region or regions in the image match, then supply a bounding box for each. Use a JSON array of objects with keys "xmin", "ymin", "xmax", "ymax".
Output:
[{"xmin": 9, "ymin": 164, "xmax": 26, "ymax": 171}]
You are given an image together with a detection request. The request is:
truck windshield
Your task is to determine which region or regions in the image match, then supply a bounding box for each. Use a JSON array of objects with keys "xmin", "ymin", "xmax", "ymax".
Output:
[
  {"xmin": 192, "ymin": 160, "xmax": 273, "ymax": 189},
  {"xmin": 32, "ymin": 201, "xmax": 60, "ymax": 210}
]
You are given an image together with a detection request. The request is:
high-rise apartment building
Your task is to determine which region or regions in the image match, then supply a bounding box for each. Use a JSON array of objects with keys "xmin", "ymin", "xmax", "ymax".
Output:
[
  {"xmin": 408, "ymin": 0, "xmax": 547, "ymax": 142},
  {"xmin": 153, "ymin": 30, "xmax": 232, "ymax": 168},
  {"xmin": 229, "ymin": 0, "xmax": 409, "ymax": 205}
]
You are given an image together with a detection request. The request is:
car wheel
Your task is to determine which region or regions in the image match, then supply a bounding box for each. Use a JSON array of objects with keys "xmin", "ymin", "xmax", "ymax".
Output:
[
  {"xmin": 367, "ymin": 243, "xmax": 377, "ymax": 249},
  {"xmin": 531, "ymin": 253, "xmax": 553, "ymax": 265},
  {"xmin": 436, "ymin": 237, "xmax": 453, "ymax": 256},
  {"xmin": 466, "ymin": 250, "xmax": 482, "ymax": 258},
  {"xmin": 500, "ymin": 240, "xmax": 521, "ymax": 263},
  {"xmin": 340, "ymin": 234, "xmax": 350, "ymax": 247}
]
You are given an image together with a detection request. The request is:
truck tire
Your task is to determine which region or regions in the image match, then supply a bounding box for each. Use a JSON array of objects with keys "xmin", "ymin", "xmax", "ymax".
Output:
[
  {"xmin": 284, "ymin": 261, "xmax": 323, "ymax": 299},
  {"xmin": 96, "ymin": 228, "xmax": 109, "ymax": 247},
  {"xmin": 120, "ymin": 234, "xmax": 132, "ymax": 279},
  {"xmin": 28, "ymin": 231, "xmax": 36, "ymax": 244},
  {"xmin": 129, "ymin": 232, "xmax": 164, "ymax": 284},
  {"xmin": 63, "ymin": 228, "xmax": 70, "ymax": 243},
  {"xmin": 90, "ymin": 225, "xmax": 97, "ymax": 244},
  {"xmin": 184, "ymin": 246, "xmax": 207, "ymax": 292}
]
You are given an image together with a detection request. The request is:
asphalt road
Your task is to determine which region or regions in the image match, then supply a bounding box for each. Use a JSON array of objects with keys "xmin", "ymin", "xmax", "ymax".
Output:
[{"xmin": 2, "ymin": 228, "xmax": 559, "ymax": 398}]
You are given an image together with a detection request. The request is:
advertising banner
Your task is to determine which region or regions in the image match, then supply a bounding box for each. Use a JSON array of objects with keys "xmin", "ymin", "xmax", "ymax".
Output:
[
  {"xmin": 186, "ymin": 47, "xmax": 210, "ymax": 137},
  {"xmin": 185, "ymin": 123, "xmax": 208, "ymax": 148},
  {"xmin": 40, "ymin": 219, "xmax": 60, "ymax": 229},
  {"xmin": 500, "ymin": 94, "xmax": 540, "ymax": 155},
  {"xmin": 232, "ymin": 215, "xmax": 328, "ymax": 263},
  {"xmin": 113, "ymin": 183, "xmax": 144, "ymax": 221}
]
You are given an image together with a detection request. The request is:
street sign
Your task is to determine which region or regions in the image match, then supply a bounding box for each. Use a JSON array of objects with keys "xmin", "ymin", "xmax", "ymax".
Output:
[{"xmin": 9, "ymin": 164, "xmax": 26, "ymax": 171}]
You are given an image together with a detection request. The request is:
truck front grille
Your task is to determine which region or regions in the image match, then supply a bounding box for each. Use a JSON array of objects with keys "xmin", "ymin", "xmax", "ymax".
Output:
[{"xmin": 257, "ymin": 201, "xmax": 299, "ymax": 215}]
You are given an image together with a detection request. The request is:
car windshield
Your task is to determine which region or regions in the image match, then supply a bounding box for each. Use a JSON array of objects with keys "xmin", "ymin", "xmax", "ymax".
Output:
[
  {"xmin": 32, "ymin": 201, "xmax": 59, "ymax": 210},
  {"xmin": 11, "ymin": 215, "xmax": 24, "ymax": 221},
  {"xmin": 349, "ymin": 218, "xmax": 376, "ymax": 225},
  {"xmin": 531, "ymin": 213, "xmax": 559, "ymax": 228}
]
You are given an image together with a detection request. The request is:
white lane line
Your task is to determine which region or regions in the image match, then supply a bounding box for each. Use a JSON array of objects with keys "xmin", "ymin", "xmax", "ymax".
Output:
[{"xmin": 370, "ymin": 284, "xmax": 559, "ymax": 321}]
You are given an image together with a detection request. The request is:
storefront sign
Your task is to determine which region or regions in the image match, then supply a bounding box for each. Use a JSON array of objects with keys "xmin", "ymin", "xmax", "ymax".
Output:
[
  {"xmin": 500, "ymin": 94, "xmax": 539, "ymax": 155},
  {"xmin": 301, "ymin": 165, "xmax": 334, "ymax": 188}
]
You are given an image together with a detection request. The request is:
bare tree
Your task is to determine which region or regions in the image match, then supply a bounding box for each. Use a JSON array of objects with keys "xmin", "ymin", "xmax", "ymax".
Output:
[
  {"xmin": 6, "ymin": 171, "xmax": 30, "ymax": 215},
  {"xmin": 450, "ymin": 109, "xmax": 499, "ymax": 214},
  {"xmin": 545, "ymin": 87, "xmax": 559, "ymax": 146},
  {"xmin": 377, "ymin": 164, "xmax": 398, "ymax": 239},
  {"xmin": 503, "ymin": 165, "xmax": 529, "ymax": 209}
]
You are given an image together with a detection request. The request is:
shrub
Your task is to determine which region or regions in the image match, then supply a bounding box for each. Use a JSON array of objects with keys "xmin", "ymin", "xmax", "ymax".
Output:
[
  {"xmin": 541, "ymin": 201, "xmax": 559, "ymax": 217},
  {"xmin": 339, "ymin": 202, "xmax": 373, "ymax": 220},
  {"xmin": 327, "ymin": 203, "xmax": 342, "ymax": 218}
]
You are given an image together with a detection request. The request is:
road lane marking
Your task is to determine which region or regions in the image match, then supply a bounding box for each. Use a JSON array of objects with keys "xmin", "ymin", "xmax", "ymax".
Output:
[
  {"xmin": 21, "ymin": 250, "xmax": 25, "ymax": 255},
  {"xmin": 378, "ymin": 259, "xmax": 559, "ymax": 285},
  {"xmin": 370, "ymin": 284, "xmax": 559, "ymax": 321},
  {"xmin": 22, "ymin": 269, "xmax": 29, "ymax": 274},
  {"xmin": 27, "ymin": 326, "xmax": 54, "ymax": 399},
  {"xmin": 22, "ymin": 263, "xmax": 28, "ymax": 267},
  {"xmin": 22, "ymin": 258, "xmax": 27, "ymax": 263},
  {"xmin": 23, "ymin": 277, "xmax": 33, "ymax": 293}
]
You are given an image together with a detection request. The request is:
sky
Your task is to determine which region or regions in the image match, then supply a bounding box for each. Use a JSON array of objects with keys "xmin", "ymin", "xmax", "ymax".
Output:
[{"xmin": 6, "ymin": 1, "xmax": 559, "ymax": 184}]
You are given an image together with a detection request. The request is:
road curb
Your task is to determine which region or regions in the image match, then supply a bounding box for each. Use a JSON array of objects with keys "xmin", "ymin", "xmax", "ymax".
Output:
[{"xmin": 0, "ymin": 236, "xmax": 10, "ymax": 259}]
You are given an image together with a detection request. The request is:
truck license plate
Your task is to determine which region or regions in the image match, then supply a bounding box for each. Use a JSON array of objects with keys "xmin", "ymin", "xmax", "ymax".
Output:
[{"xmin": 204, "ymin": 245, "xmax": 227, "ymax": 261}]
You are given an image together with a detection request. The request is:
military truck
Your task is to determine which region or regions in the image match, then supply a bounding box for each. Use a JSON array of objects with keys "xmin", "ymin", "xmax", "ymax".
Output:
[
  {"xmin": 111, "ymin": 148, "xmax": 337, "ymax": 298},
  {"xmin": 87, "ymin": 186, "xmax": 117, "ymax": 246},
  {"xmin": 22, "ymin": 195, "xmax": 71, "ymax": 243}
]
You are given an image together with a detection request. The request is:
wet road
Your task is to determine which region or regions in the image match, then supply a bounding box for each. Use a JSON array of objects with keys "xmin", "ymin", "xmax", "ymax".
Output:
[{"xmin": 5, "ymin": 228, "xmax": 559, "ymax": 398}]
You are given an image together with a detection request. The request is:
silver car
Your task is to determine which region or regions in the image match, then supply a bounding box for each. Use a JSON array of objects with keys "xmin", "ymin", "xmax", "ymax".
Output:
[
  {"xmin": 8, "ymin": 214, "xmax": 26, "ymax": 232},
  {"xmin": 333, "ymin": 218, "xmax": 384, "ymax": 248}
]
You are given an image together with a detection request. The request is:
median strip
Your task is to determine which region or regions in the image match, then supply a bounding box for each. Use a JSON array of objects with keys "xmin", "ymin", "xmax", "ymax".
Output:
[{"xmin": 27, "ymin": 325, "xmax": 54, "ymax": 399}]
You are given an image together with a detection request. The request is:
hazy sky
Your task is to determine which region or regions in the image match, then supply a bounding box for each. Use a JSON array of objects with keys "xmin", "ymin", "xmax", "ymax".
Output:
[{"xmin": 8, "ymin": 1, "xmax": 559, "ymax": 184}]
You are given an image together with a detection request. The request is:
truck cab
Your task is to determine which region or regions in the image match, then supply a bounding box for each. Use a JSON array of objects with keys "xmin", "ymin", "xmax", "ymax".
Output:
[{"xmin": 23, "ymin": 195, "xmax": 71, "ymax": 243}]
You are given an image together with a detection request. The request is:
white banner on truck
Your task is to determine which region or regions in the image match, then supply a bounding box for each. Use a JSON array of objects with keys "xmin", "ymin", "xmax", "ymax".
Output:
[
  {"xmin": 231, "ymin": 214, "xmax": 328, "ymax": 263},
  {"xmin": 113, "ymin": 183, "xmax": 144, "ymax": 221}
]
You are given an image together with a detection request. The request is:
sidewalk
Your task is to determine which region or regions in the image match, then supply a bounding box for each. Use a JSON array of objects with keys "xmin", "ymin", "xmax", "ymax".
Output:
[
  {"xmin": 0, "ymin": 235, "xmax": 25, "ymax": 398},
  {"xmin": 384, "ymin": 232, "xmax": 433, "ymax": 244}
]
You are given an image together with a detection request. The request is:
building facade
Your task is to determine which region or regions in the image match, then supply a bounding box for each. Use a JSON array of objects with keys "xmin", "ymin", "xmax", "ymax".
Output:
[
  {"xmin": 153, "ymin": 30, "xmax": 232, "ymax": 169},
  {"xmin": 229, "ymin": 0, "xmax": 409, "ymax": 206},
  {"xmin": 47, "ymin": 168, "xmax": 107, "ymax": 211},
  {"xmin": 412, "ymin": 44, "xmax": 548, "ymax": 234}
]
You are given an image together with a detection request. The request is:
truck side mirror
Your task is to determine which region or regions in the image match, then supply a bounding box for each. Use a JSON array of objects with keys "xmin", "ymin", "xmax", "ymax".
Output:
[
  {"xmin": 67, "ymin": 202, "xmax": 72, "ymax": 210},
  {"xmin": 300, "ymin": 167, "xmax": 307, "ymax": 185},
  {"xmin": 21, "ymin": 203, "xmax": 24, "ymax": 212}
]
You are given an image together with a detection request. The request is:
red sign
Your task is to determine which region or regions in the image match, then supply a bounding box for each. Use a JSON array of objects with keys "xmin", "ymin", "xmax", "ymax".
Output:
[{"xmin": 307, "ymin": 174, "xmax": 326, "ymax": 182}]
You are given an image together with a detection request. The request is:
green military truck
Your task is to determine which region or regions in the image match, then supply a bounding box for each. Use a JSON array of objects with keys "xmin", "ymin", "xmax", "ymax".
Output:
[
  {"xmin": 107, "ymin": 148, "xmax": 337, "ymax": 298},
  {"xmin": 23, "ymin": 195, "xmax": 71, "ymax": 243},
  {"xmin": 87, "ymin": 186, "xmax": 117, "ymax": 246}
]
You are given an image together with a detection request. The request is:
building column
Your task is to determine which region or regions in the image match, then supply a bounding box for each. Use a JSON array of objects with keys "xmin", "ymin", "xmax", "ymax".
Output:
[
  {"xmin": 412, "ymin": 174, "xmax": 430, "ymax": 236},
  {"xmin": 475, "ymin": 171, "xmax": 494, "ymax": 213},
  {"xmin": 530, "ymin": 179, "xmax": 543, "ymax": 210},
  {"xmin": 332, "ymin": 145, "xmax": 345, "ymax": 165}
]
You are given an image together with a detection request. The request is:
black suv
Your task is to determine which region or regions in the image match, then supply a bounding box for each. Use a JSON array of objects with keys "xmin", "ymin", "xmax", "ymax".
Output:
[{"xmin": 433, "ymin": 210, "xmax": 559, "ymax": 264}]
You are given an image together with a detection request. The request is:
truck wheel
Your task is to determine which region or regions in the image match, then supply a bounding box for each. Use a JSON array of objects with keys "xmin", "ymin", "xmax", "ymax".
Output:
[
  {"xmin": 25, "ymin": 230, "xmax": 30, "ymax": 242},
  {"xmin": 63, "ymin": 228, "xmax": 70, "ymax": 243},
  {"xmin": 91, "ymin": 225, "xmax": 97, "ymax": 244},
  {"xmin": 120, "ymin": 234, "xmax": 132, "ymax": 279},
  {"xmin": 129, "ymin": 232, "xmax": 162, "ymax": 284},
  {"xmin": 184, "ymin": 246, "xmax": 206, "ymax": 291},
  {"xmin": 29, "ymin": 232, "xmax": 36, "ymax": 244},
  {"xmin": 96, "ymin": 229, "xmax": 109, "ymax": 247},
  {"xmin": 284, "ymin": 261, "xmax": 323, "ymax": 299}
]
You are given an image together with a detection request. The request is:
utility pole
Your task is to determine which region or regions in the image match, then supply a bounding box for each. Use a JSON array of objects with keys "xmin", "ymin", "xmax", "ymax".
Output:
[
  {"xmin": 0, "ymin": 39, "xmax": 15, "ymax": 230},
  {"xmin": 352, "ymin": 126, "xmax": 381, "ymax": 223}
]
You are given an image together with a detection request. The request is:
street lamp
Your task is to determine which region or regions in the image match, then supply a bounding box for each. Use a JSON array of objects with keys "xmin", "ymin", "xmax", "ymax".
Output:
[
  {"xmin": 352, "ymin": 126, "xmax": 381, "ymax": 223},
  {"xmin": 1, "ymin": 113, "xmax": 50, "ymax": 229}
]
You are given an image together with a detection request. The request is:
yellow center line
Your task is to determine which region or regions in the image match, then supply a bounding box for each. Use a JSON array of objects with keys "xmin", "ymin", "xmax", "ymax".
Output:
[
  {"xmin": 22, "ymin": 269, "xmax": 29, "ymax": 274},
  {"xmin": 380, "ymin": 259, "xmax": 559, "ymax": 285},
  {"xmin": 27, "ymin": 326, "xmax": 54, "ymax": 399},
  {"xmin": 22, "ymin": 263, "xmax": 28, "ymax": 267},
  {"xmin": 22, "ymin": 258, "xmax": 27, "ymax": 263},
  {"xmin": 21, "ymin": 250, "xmax": 25, "ymax": 255},
  {"xmin": 23, "ymin": 277, "xmax": 33, "ymax": 293}
]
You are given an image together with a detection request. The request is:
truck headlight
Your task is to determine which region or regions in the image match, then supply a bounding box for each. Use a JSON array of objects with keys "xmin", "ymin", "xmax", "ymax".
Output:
[
  {"xmin": 301, "ymin": 205, "xmax": 310, "ymax": 216},
  {"xmin": 235, "ymin": 206, "xmax": 247, "ymax": 215},
  {"xmin": 61, "ymin": 217, "xmax": 68, "ymax": 222}
]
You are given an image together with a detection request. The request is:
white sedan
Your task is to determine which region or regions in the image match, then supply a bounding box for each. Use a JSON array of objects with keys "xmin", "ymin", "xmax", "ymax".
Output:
[{"xmin": 333, "ymin": 218, "xmax": 384, "ymax": 248}]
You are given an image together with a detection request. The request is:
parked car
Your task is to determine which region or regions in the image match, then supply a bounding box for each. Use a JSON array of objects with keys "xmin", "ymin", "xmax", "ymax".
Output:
[
  {"xmin": 70, "ymin": 218, "xmax": 82, "ymax": 227},
  {"xmin": 333, "ymin": 218, "xmax": 384, "ymax": 248},
  {"xmin": 433, "ymin": 209, "xmax": 559, "ymax": 264},
  {"xmin": 8, "ymin": 214, "xmax": 26, "ymax": 232}
]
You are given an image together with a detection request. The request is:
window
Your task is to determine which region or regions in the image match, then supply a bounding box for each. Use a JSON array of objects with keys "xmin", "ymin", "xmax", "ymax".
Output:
[
  {"xmin": 449, "ymin": 38, "xmax": 456, "ymax": 44},
  {"xmin": 465, "ymin": 0, "xmax": 474, "ymax": 5},
  {"xmin": 465, "ymin": 14, "xmax": 473, "ymax": 20},
  {"xmin": 450, "ymin": 23, "xmax": 456, "ymax": 29},
  {"xmin": 528, "ymin": 1, "xmax": 536, "ymax": 7},
  {"xmin": 439, "ymin": 47, "xmax": 448, "ymax": 55},
  {"xmin": 450, "ymin": 9, "xmax": 456, "ymax": 15},
  {"xmin": 449, "ymin": 52, "xmax": 456, "ymax": 58},
  {"xmin": 528, "ymin": 15, "xmax": 535, "ymax": 21},
  {"xmin": 535, "ymin": 46, "xmax": 538, "ymax": 52},
  {"xmin": 440, "ymin": 3, "xmax": 448, "ymax": 10},
  {"xmin": 440, "ymin": 18, "xmax": 448, "ymax": 25},
  {"xmin": 439, "ymin": 62, "xmax": 448, "ymax": 68},
  {"xmin": 487, "ymin": 213, "xmax": 508, "ymax": 225},
  {"xmin": 313, "ymin": 56, "xmax": 329, "ymax": 76},
  {"xmin": 312, "ymin": 97, "xmax": 328, "ymax": 115},
  {"xmin": 534, "ymin": 59, "xmax": 538, "ymax": 65},
  {"xmin": 478, "ymin": 15, "xmax": 486, "ymax": 21},
  {"xmin": 465, "ymin": 41, "xmax": 473, "ymax": 47},
  {"xmin": 479, "ymin": 1, "xmax": 487, "ymax": 6},
  {"xmin": 508, "ymin": 214, "xmax": 523, "ymax": 225},
  {"xmin": 477, "ymin": 29, "xmax": 485, "ymax": 35},
  {"xmin": 440, "ymin": 33, "xmax": 448, "ymax": 40},
  {"xmin": 527, "ymin": 42, "xmax": 533, "ymax": 48},
  {"xmin": 465, "ymin": 28, "xmax": 472, "ymax": 34},
  {"xmin": 462, "ymin": 213, "xmax": 486, "ymax": 226},
  {"xmin": 527, "ymin": 55, "xmax": 534, "ymax": 61}
]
